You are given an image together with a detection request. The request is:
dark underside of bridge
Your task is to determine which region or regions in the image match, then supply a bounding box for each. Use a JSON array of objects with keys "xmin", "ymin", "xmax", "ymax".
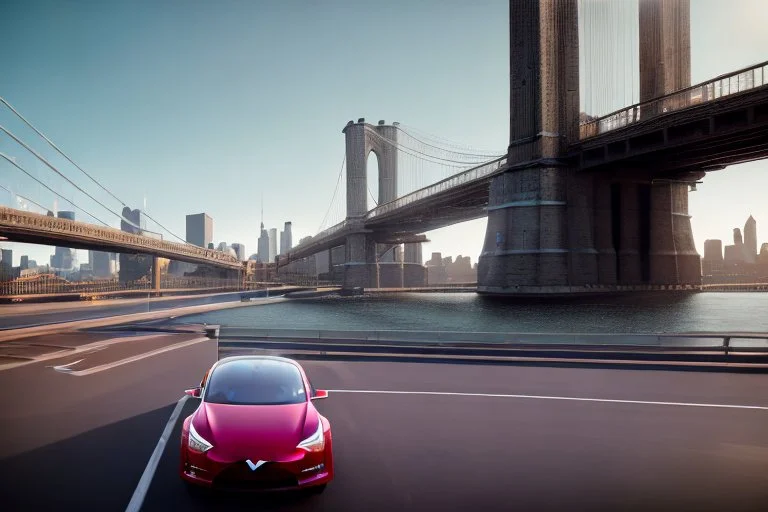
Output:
[{"xmin": 574, "ymin": 86, "xmax": 768, "ymax": 175}]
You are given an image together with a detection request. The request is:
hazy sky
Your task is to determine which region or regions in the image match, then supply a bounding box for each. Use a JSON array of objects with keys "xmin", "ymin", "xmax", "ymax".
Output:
[{"xmin": 1, "ymin": 0, "xmax": 767, "ymax": 267}]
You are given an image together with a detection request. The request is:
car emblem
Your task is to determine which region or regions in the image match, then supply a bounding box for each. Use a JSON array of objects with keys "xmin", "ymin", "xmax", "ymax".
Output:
[{"xmin": 245, "ymin": 459, "xmax": 267, "ymax": 471}]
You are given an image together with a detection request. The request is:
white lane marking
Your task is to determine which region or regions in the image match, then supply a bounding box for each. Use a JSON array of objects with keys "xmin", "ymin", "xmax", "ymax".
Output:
[
  {"xmin": 0, "ymin": 333, "xmax": 176, "ymax": 372},
  {"xmin": 326, "ymin": 389, "xmax": 768, "ymax": 411},
  {"xmin": 125, "ymin": 395, "xmax": 190, "ymax": 512},
  {"xmin": 50, "ymin": 359, "xmax": 85, "ymax": 373},
  {"xmin": 67, "ymin": 337, "xmax": 208, "ymax": 376}
]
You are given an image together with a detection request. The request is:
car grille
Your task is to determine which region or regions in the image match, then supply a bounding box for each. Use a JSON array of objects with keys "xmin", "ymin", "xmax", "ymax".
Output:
[{"xmin": 213, "ymin": 462, "xmax": 298, "ymax": 491}]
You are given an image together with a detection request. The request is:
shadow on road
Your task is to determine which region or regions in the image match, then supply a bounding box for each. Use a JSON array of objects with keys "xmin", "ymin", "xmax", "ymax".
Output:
[{"xmin": 0, "ymin": 404, "xmax": 175, "ymax": 511}]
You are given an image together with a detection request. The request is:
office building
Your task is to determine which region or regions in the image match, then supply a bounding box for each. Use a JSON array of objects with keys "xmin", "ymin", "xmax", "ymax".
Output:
[
  {"xmin": 50, "ymin": 211, "xmax": 78, "ymax": 273},
  {"xmin": 231, "ymin": 243, "xmax": 246, "ymax": 261},
  {"xmin": 186, "ymin": 213, "xmax": 213, "ymax": 248},
  {"xmin": 744, "ymin": 215, "xmax": 757, "ymax": 263},
  {"xmin": 257, "ymin": 223, "xmax": 270, "ymax": 263},
  {"xmin": 121, "ymin": 207, "xmax": 146, "ymax": 235},
  {"xmin": 280, "ymin": 222, "xmax": 293, "ymax": 254},
  {"xmin": 269, "ymin": 228, "xmax": 277, "ymax": 262},
  {"xmin": 20, "ymin": 255, "xmax": 29, "ymax": 270},
  {"xmin": 90, "ymin": 251, "xmax": 117, "ymax": 278}
]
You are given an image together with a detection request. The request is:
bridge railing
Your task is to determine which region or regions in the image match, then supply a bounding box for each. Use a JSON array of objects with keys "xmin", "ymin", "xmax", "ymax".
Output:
[
  {"xmin": 367, "ymin": 156, "xmax": 507, "ymax": 220},
  {"xmin": 0, "ymin": 207, "xmax": 242, "ymax": 268},
  {"xmin": 580, "ymin": 60, "xmax": 768, "ymax": 139}
]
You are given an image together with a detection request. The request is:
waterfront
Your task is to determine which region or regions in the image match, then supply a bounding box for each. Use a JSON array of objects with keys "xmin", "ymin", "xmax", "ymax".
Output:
[{"xmin": 172, "ymin": 292, "xmax": 768, "ymax": 334}]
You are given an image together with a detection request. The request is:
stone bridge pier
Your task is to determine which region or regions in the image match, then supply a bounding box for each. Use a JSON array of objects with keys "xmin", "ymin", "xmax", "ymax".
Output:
[{"xmin": 478, "ymin": 0, "xmax": 701, "ymax": 295}]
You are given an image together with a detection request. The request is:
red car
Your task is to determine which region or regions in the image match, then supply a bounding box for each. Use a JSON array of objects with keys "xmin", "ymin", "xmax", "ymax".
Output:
[{"xmin": 179, "ymin": 355, "xmax": 333, "ymax": 493}]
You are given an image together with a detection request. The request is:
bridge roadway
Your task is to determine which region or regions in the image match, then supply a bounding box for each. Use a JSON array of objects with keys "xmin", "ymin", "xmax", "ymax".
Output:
[
  {"xmin": 0, "ymin": 325, "xmax": 766, "ymax": 511},
  {"xmin": 0, "ymin": 207, "xmax": 242, "ymax": 270},
  {"xmin": 282, "ymin": 79, "xmax": 768, "ymax": 266}
]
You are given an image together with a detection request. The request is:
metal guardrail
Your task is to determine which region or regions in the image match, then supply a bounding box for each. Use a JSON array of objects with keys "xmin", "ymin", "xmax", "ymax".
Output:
[
  {"xmin": 216, "ymin": 328, "xmax": 768, "ymax": 355},
  {"xmin": 580, "ymin": 60, "xmax": 768, "ymax": 139},
  {"xmin": 367, "ymin": 156, "xmax": 507, "ymax": 220}
]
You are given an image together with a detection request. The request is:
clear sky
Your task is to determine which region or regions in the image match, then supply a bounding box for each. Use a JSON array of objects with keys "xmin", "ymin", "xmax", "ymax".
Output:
[{"xmin": 1, "ymin": 0, "xmax": 767, "ymax": 267}]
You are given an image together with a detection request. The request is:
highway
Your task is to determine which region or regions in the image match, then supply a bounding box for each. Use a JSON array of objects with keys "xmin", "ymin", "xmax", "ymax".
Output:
[{"xmin": 1, "ymin": 328, "xmax": 767, "ymax": 511}]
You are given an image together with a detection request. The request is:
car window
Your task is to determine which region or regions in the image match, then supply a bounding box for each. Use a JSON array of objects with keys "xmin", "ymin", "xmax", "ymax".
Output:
[{"xmin": 204, "ymin": 359, "xmax": 307, "ymax": 405}]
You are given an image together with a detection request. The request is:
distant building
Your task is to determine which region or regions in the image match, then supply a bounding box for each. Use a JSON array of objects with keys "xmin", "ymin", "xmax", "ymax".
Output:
[
  {"xmin": 744, "ymin": 215, "xmax": 757, "ymax": 263},
  {"xmin": 50, "ymin": 211, "xmax": 78, "ymax": 274},
  {"xmin": 119, "ymin": 207, "xmax": 151, "ymax": 283},
  {"xmin": 186, "ymin": 213, "xmax": 213, "ymax": 248},
  {"xmin": 231, "ymin": 243, "xmax": 246, "ymax": 261},
  {"xmin": 702, "ymin": 239, "xmax": 724, "ymax": 276},
  {"xmin": 760, "ymin": 243, "xmax": 768, "ymax": 265},
  {"xmin": 425, "ymin": 252, "xmax": 447, "ymax": 284},
  {"xmin": 20, "ymin": 255, "xmax": 29, "ymax": 270},
  {"xmin": 257, "ymin": 223, "xmax": 270, "ymax": 263},
  {"xmin": 733, "ymin": 228, "xmax": 743, "ymax": 246},
  {"xmin": 90, "ymin": 251, "xmax": 117, "ymax": 278},
  {"xmin": 269, "ymin": 228, "xmax": 277, "ymax": 262},
  {"xmin": 280, "ymin": 222, "xmax": 293, "ymax": 254},
  {"xmin": 217, "ymin": 242, "xmax": 229, "ymax": 252},
  {"xmin": 0, "ymin": 248, "xmax": 12, "ymax": 280},
  {"xmin": 403, "ymin": 244, "xmax": 423, "ymax": 265},
  {"xmin": 121, "ymin": 207, "xmax": 146, "ymax": 235}
]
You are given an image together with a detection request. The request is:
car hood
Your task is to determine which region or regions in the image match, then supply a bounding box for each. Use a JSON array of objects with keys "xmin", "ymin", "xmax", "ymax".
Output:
[{"xmin": 193, "ymin": 401, "xmax": 316, "ymax": 461}]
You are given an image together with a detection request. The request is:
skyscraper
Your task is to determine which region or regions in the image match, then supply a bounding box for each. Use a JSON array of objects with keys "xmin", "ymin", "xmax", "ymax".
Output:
[
  {"xmin": 733, "ymin": 228, "xmax": 743, "ymax": 246},
  {"xmin": 119, "ymin": 206, "xmax": 151, "ymax": 283},
  {"xmin": 90, "ymin": 251, "xmax": 117, "ymax": 278},
  {"xmin": 269, "ymin": 228, "xmax": 277, "ymax": 262},
  {"xmin": 217, "ymin": 241, "xmax": 229, "ymax": 252},
  {"xmin": 280, "ymin": 222, "xmax": 293, "ymax": 254},
  {"xmin": 121, "ymin": 207, "xmax": 146, "ymax": 235},
  {"xmin": 257, "ymin": 222, "xmax": 270, "ymax": 263},
  {"xmin": 744, "ymin": 215, "xmax": 757, "ymax": 263},
  {"xmin": 231, "ymin": 243, "xmax": 246, "ymax": 261},
  {"xmin": 186, "ymin": 213, "xmax": 213, "ymax": 248},
  {"xmin": 50, "ymin": 211, "xmax": 78, "ymax": 273}
]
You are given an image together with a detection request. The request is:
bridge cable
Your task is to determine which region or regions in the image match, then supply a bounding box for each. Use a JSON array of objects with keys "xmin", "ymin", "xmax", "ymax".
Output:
[
  {"xmin": 0, "ymin": 153, "xmax": 112, "ymax": 226},
  {"xmin": 0, "ymin": 124, "xmax": 156, "ymax": 234},
  {"xmin": 395, "ymin": 126, "xmax": 502, "ymax": 159},
  {"xmin": 317, "ymin": 155, "xmax": 345, "ymax": 232},
  {"xmin": 0, "ymin": 183, "xmax": 51, "ymax": 214},
  {"xmin": 0, "ymin": 97, "xmax": 188, "ymax": 244}
]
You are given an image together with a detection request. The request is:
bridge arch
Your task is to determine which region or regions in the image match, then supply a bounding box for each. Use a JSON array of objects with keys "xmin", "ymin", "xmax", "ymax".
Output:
[{"xmin": 342, "ymin": 119, "xmax": 398, "ymax": 218}]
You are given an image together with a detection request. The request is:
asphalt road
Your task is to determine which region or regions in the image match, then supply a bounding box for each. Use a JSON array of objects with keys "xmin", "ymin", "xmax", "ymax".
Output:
[
  {"xmin": 1, "ymin": 330, "xmax": 767, "ymax": 511},
  {"xmin": 0, "ymin": 291, "xmax": 250, "ymax": 330}
]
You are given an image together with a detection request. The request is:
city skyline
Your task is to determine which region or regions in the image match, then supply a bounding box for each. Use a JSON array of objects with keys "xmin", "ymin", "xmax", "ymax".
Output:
[{"xmin": 1, "ymin": 1, "xmax": 767, "ymax": 267}]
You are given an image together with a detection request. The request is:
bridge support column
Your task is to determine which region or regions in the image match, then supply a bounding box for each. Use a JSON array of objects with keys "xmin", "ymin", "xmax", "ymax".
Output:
[
  {"xmin": 479, "ymin": 0, "xmax": 597, "ymax": 295},
  {"xmin": 648, "ymin": 181, "xmax": 701, "ymax": 285},
  {"xmin": 616, "ymin": 182, "xmax": 644, "ymax": 284},
  {"xmin": 343, "ymin": 233, "xmax": 378, "ymax": 289},
  {"xmin": 151, "ymin": 256, "xmax": 161, "ymax": 291}
]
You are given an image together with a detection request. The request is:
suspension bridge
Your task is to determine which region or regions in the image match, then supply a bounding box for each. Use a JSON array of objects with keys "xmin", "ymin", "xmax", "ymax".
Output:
[{"xmin": 1, "ymin": 0, "xmax": 767, "ymax": 295}]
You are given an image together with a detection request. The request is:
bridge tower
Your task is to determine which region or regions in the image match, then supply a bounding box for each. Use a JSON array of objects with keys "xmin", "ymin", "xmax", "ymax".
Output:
[
  {"xmin": 341, "ymin": 119, "xmax": 399, "ymax": 289},
  {"xmin": 478, "ymin": 0, "xmax": 700, "ymax": 295}
]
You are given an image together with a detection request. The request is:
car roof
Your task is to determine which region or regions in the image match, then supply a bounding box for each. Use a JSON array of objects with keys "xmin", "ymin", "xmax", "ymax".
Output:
[{"xmin": 213, "ymin": 355, "xmax": 303, "ymax": 373}]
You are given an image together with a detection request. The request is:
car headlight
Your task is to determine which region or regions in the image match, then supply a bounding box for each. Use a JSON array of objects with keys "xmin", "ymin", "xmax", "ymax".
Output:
[
  {"xmin": 297, "ymin": 419, "xmax": 325, "ymax": 452},
  {"xmin": 188, "ymin": 422, "xmax": 213, "ymax": 453}
]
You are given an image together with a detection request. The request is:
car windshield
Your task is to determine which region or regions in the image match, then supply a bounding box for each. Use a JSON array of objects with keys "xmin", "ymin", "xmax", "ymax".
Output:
[{"xmin": 204, "ymin": 359, "xmax": 306, "ymax": 405}]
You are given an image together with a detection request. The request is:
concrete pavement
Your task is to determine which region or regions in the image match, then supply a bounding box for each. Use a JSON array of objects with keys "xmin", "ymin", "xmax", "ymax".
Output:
[{"xmin": 0, "ymin": 329, "xmax": 767, "ymax": 511}]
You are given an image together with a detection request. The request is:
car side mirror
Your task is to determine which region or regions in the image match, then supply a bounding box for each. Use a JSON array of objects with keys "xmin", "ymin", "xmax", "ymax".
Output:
[
  {"xmin": 185, "ymin": 387, "xmax": 202, "ymax": 398},
  {"xmin": 311, "ymin": 389, "xmax": 329, "ymax": 400}
]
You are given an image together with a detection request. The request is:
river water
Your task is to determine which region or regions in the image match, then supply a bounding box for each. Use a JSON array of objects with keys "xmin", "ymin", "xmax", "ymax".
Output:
[{"xmin": 173, "ymin": 292, "xmax": 768, "ymax": 334}]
